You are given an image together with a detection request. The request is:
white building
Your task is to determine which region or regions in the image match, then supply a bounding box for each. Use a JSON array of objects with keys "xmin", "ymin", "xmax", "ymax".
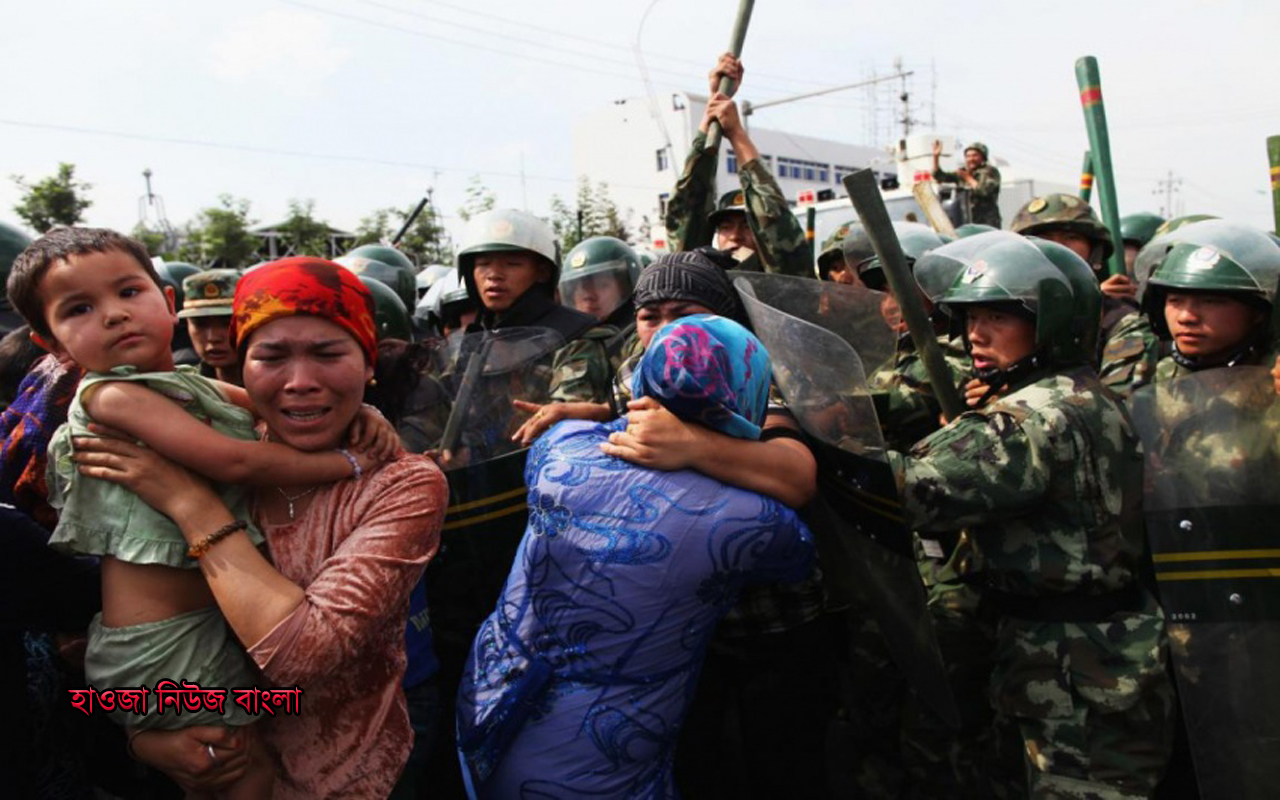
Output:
[{"xmin": 573, "ymin": 92, "xmax": 893, "ymax": 250}]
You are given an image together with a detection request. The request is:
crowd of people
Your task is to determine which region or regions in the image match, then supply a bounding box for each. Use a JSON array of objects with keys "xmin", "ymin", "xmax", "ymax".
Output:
[{"xmin": 3, "ymin": 52, "xmax": 1279, "ymax": 800}]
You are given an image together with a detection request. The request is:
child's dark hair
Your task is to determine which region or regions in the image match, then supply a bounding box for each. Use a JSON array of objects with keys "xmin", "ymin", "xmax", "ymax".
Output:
[{"xmin": 7, "ymin": 227, "xmax": 164, "ymax": 340}]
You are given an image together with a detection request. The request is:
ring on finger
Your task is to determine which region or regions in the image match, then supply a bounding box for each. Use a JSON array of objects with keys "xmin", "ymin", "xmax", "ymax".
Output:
[{"xmin": 206, "ymin": 744, "xmax": 217, "ymax": 762}]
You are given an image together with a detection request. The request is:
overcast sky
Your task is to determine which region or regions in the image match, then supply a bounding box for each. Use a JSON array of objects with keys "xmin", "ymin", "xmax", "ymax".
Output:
[{"xmin": 3, "ymin": 0, "xmax": 1277, "ymax": 244}]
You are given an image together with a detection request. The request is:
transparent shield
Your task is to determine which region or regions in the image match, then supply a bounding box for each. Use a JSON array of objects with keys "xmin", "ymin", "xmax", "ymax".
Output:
[
  {"xmin": 558, "ymin": 262, "xmax": 633, "ymax": 323},
  {"xmin": 437, "ymin": 326, "xmax": 566, "ymax": 469},
  {"xmin": 736, "ymin": 274, "xmax": 960, "ymax": 728},
  {"xmin": 1131, "ymin": 366, "xmax": 1280, "ymax": 799},
  {"xmin": 732, "ymin": 270, "xmax": 899, "ymax": 377}
]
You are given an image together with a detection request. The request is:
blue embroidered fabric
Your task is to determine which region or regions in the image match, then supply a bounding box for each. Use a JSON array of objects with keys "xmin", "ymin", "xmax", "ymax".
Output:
[{"xmin": 456, "ymin": 418, "xmax": 814, "ymax": 798}]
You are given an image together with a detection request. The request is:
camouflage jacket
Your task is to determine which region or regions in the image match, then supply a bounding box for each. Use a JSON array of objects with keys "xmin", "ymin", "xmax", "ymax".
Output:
[
  {"xmin": 1097, "ymin": 299, "xmax": 1161, "ymax": 401},
  {"xmin": 869, "ymin": 333, "xmax": 972, "ymax": 451},
  {"xmin": 1137, "ymin": 360, "xmax": 1280, "ymax": 507},
  {"xmin": 664, "ymin": 131, "xmax": 813, "ymax": 277},
  {"xmin": 888, "ymin": 366, "xmax": 1145, "ymax": 597},
  {"xmin": 932, "ymin": 163, "xmax": 1002, "ymax": 228},
  {"xmin": 550, "ymin": 328, "xmax": 614, "ymax": 404}
]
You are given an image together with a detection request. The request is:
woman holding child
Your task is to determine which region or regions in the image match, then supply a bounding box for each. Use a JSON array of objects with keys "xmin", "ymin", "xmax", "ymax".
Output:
[{"xmin": 58, "ymin": 252, "xmax": 447, "ymax": 797}]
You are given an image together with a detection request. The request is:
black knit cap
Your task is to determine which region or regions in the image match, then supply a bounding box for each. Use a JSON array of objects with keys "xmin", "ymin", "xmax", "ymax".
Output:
[{"xmin": 633, "ymin": 248, "xmax": 748, "ymax": 325}]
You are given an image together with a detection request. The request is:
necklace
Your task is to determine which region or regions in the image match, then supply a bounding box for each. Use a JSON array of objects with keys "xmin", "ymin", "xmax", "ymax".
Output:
[{"xmin": 277, "ymin": 486, "xmax": 317, "ymax": 521}]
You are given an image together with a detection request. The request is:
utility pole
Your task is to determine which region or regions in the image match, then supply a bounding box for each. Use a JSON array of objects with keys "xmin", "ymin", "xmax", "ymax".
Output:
[
  {"xmin": 896, "ymin": 57, "xmax": 916, "ymax": 138},
  {"xmin": 1154, "ymin": 170, "xmax": 1183, "ymax": 218},
  {"xmin": 137, "ymin": 168, "xmax": 176, "ymax": 253}
]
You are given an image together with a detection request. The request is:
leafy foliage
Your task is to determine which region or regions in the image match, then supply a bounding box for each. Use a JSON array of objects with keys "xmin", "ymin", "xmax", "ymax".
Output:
[
  {"xmin": 178, "ymin": 195, "xmax": 259, "ymax": 269},
  {"xmin": 456, "ymin": 175, "xmax": 497, "ymax": 223},
  {"xmin": 11, "ymin": 163, "xmax": 92, "ymax": 232},
  {"xmin": 549, "ymin": 177, "xmax": 630, "ymax": 253}
]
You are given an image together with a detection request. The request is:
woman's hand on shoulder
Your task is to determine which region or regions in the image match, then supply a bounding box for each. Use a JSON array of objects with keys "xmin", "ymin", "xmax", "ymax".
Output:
[
  {"xmin": 129, "ymin": 726, "xmax": 250, "ymax": 793},
  {"xmin": 600, "ymin": 397, "xmax": 701, "ymax": 470}
]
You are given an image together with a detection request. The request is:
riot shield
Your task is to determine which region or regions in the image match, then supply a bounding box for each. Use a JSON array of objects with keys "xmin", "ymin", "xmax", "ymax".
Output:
[
  {"xmin": 427, "ymin": 327, "xmax": 565, "ymax": 706},
  {"xmin": 730, "ymin": 270, "xmax": 899, "ymax": 373},
  {"xmin": 736, "ymin": 275, "xmax": 960, "ymax": 728},
  {"xmin": 1131, "ymin": 366, "xmax": 1280, "ymax": 799}
]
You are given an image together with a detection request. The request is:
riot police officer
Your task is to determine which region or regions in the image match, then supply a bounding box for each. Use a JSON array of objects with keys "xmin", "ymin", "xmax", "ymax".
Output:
[
  {"xmin": 457, "ymin": 209, "xmax": 613, "ymax": 404},
  {"xmin": 1012, "ymin": 193, "xmax": 1161, "ymax": 399},
  {"xmin": 885, "ymin": 232, "xmax": 1174, "ymax": 797}
]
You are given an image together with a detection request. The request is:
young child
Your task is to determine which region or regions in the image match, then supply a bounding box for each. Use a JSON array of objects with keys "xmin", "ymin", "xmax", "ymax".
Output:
[{"xmin": 7, "ymin": 228, "xmax": 391, "ymax": 797}]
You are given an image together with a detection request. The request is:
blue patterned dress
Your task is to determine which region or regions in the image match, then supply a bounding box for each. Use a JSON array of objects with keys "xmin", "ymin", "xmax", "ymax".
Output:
[{"xmin": 457, "ymin": 418, "xmax": 814, "ymax": 798}]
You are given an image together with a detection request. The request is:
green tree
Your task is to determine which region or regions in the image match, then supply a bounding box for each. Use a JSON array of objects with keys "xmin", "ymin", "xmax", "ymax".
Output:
[
  {"xmin": 11, "ymin": 162, "xmax": 92, "ymax": 232},
  {"xmin": 456, "ymin": 175, "xmax": 497, "ymax": 222},
  {"xmin": 131, "ymin": 223, "xmax": 172, "ymax": 258},
  {"xmin": 278, "ymin": 199, "xmax": 332, "ymax": 257},
  {"xmin": 179, "ymin": 195, "xmax": 259, "ymax": 268},
  {"xmin": 358, "ymin": 200, "xmax": 454, "ymax": 266},
  {"xmin": 550, "ymin": 177, "xmax": 630, "ymax": 253},
  {"xmin": 355, "ymin": 208, "xmax": 394, "ymax": 245}
]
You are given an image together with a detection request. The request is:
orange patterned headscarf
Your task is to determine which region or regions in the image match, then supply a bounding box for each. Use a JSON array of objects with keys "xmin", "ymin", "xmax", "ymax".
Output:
[{"xmin": 230, "ymin": 257, "xmax": 378, "ymax": 364}]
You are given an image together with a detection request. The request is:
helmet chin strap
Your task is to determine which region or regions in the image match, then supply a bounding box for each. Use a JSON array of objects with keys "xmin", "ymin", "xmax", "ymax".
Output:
[
  {"xmin": 971, "ymin": 351, "xmax": 1045, "ymax": 406},
  {"xmin": 1171, "ymin": 335, "xmax": 1263, "ymax": 371}
]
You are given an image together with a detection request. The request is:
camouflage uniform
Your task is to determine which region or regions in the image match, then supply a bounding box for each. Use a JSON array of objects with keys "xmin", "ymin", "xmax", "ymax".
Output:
[
  {"xmin": 549, "ymin": 327, "xmax": 614, "ymax": 403},
  {"xmin": 1012, "ymin": 195, "xmax": 1164, "ymax": 401},
  {"xmin": 889, "ymin": 366, "xmax": 1173, "ymax": 799},
  {"xmin": 869, "ymin": 333, "xmax": 972, "ymax": 452},
  {"xmin": 933, "ymin": 158, "xmax": 1002, "ymax": 228},
  {"xmin": 1098, "ymin": 302, "xmax": 1161, "ymax": 401},
  {"xmin": 664, "ymin": 131, "xmax": 813, "ymax": 277}
]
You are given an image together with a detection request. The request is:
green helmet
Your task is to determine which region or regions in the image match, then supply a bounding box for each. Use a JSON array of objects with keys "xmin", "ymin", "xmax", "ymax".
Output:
[
  {"xmin": 334, "ymin": 255, "xmax": 416, "ymax": 312},
  {"xmin": 1027, "ymin": 237, "xmax": 1102, "ymax": 365},
  {"xmin": 817, "ymin": 220, "xmax": 860, "ymax": 280},
  {"xmin": 0, "ymin": 222, "xmax": 32, "ymax": 279},
  {"xmin": 953, "ymin": 223, "xmax": 997, "ymax": 239},
  {"xmin": 938, "ymin": 231, "xmax": 1075, "ymax": 359},
  {"xmin": 154, "ymin": 261, "xmax": 201, "ymax": 315},
  {"xmin": 855, "ymin": 222, "xmax": 947, "ymax": 292},
  {"xmin": 559, "ymin": 236, "xmax": 640, "ymax": 323},
  {"xmin": 837, "ymin": 222, "xmax": 877, "ymax": 276},
  {"xmin": 347, "ymin": 243, "xmax": 416, "ymax": 273},
  {"xmin": 456, "ymin": 209, "xmax": 559, "ymax": 305},
  {"xmin": 963, "ymin": 142, "xmax": 989, "ymax": 161},
  {"xmin": 1153, "ymin": 214, "xmax": 1217, "ymax": 239},
  {"xmin": 1010, "ymin": 193, "xmax": 1114, "ymax": 263},
  {"xmin": 1141, "ymin": 220, "xmax": 1280, "ymax": 338},
  {"xmin": 912, "ymin": 251, "xmax": 968, "ymax": 309},
  {"xmin": 357, "ymin": 275, "xmax": 413, "ymax": 341},
  {"xmin": 1119, "ymin": 212, "xmax": 1166, "ymax": 247},
  {"xmin": 635, "ymin": 249, "xmax": 658, "ymax": 269},
  {"xmin": 707, "ymin": 189, "xmax": 748, "ymax": 230},
  {"xmin": 0, "ymin": 222, "xmax": 33, "ymax": 321}
]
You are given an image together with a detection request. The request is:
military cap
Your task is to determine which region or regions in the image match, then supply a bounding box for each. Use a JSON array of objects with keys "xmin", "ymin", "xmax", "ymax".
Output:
[
  {"xmin": 707, "ymin": 189, "xmax": 748, "ymax": 229},
  {"xmin": 177, "ymin": 269, "xmax": 240, "ymax": 318}
]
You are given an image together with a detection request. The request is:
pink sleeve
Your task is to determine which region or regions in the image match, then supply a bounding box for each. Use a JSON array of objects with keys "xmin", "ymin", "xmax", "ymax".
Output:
[{"xmin": 248, "ymin": 461, "xmax": 447, "ymax": 685}]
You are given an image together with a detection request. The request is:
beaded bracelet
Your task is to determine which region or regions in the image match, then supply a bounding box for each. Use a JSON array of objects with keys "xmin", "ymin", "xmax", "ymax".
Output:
[
  {"xmin": 336, "ymin": 447, "xmax": 362, "ymax": 479},
  {"xmin": 187, "ymin": 520, "xmax": 249, "ymax": 559}
]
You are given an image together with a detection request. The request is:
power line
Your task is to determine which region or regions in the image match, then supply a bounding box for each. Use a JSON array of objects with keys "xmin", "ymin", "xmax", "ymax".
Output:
[
  {"xmin": 0, "ymin": 116, "xmax": 669, "ymax": 194},
  {"xmin": 284, "ymin": 0, "xmax": 902, "ymax": 104},
  {"xmin": 406, "ymin": 0, "xmax": 841, "ymax": 91}
]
